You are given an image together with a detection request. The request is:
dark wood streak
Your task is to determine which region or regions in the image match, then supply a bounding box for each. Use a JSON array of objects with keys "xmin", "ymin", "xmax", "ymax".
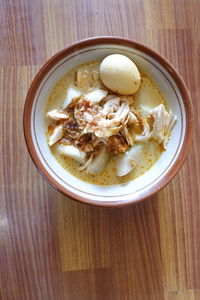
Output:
[{"xmin": 0, "ymin": 0, "xmax": 200, "ymax": 299}]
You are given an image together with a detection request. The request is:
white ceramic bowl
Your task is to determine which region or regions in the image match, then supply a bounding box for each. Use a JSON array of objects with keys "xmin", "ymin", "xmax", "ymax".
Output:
[{"xmin": 23, "ymin": 37, "xmax": 193, "ymax": 206}]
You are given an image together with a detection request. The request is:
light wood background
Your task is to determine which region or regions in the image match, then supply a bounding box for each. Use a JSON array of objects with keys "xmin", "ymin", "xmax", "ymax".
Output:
[{"xmin": 0, "ymin": 0, "xmax": 200, "ymax": 299}]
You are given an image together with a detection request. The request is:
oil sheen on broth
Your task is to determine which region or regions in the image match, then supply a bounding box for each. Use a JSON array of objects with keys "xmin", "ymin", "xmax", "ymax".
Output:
[{"xmin": 46, "ymin": 60, "xmax": 165, "ymax": 185}]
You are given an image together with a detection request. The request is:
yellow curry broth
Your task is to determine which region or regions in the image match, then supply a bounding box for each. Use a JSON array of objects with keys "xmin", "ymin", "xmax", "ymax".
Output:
[{"xmin": 46, "ymin": 60, "xmax": 165, "ymax": 185}]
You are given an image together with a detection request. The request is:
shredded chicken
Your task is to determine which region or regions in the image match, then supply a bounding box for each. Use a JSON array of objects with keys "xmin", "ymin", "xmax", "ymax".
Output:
[
  {"xmin": 78, "ymin": 100, "xmax": 130, "ymax": 138},
  {"xmin": 122, "ymin": 127, "xmax": 134, "ymax": 146},
  {"xmin": 149, "ymin": 104, "xmax": 166, "ymax": 143},
  {"xmin": 135, "ymin": 118, "xmax": 151, "ymax": 142},
  {"xmin": 101, "ymin": 97, "xmax": 120, "ymax": 115},
  {"xmin": 163, "ymin": 113, "xmax": 177, "ymax": 149},
  {"xmin": 149, "ymin": 104, "xmax": 177, "ymax": 148},
  {"xmin": 128, "ymin": 112, "xmax": 138, "ymax": 125},
  {"xmin": 94, "ymin": 103, "xmax": 130, "ymax": 138}
]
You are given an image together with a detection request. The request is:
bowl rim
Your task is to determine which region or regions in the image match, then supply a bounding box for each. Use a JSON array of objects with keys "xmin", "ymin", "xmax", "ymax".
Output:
[{"xmin": 23, "ymin": 36, "xmax": 194, "ymax": 207}]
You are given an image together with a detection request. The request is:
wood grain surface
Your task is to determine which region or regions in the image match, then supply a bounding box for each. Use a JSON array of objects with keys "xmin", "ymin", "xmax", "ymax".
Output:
[{"xmin": 0, "ymin": 0, "xmax": 199, "ymax": 299}]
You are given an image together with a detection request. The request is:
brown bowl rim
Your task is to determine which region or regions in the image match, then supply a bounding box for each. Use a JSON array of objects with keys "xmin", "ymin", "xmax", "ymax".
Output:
[{"xmin": 23, "ymin": 36, "xmax": 194, "ymax": 207}]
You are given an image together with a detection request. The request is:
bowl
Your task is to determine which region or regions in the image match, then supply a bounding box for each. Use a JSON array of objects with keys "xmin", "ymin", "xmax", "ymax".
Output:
[{"xmin": 23, "ymin": 37, "xmax": 193, "ymax": 207}]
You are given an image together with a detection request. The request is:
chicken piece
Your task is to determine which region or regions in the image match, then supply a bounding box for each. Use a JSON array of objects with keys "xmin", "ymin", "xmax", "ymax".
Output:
[
  {"xmin": 57, "ymin": 144, "xmax": 86, "ymax": 164},
  {"xmin": 84, "ymin": 88, "xmax": 108, "ymax": 103},
  {"xmin": 163, "ymin": 113, "xmax": 177, "ymax": 149},
  {"xmin": 128, "ymin": 112, "xmax": 138, "ymax": 125},
  {"xmin": 127, "ymin": 108, "xmax": 142, "ymax": 137},
  {"xmin": 149, "ymin": 104, "xmax": 166, "ymax": 143},
  {"xmin": 82, "ymin": 101, "xmax": 129, "ymax": 137},
  {"xmin": 86, "ymin": 146, "xmax": 110, "ymax": 175},
  {"xmin": 149, "ymin": 104, "xmax": 177, "ymax": 148},
  {"xmin": 95, "ymin": 103, "xmax": 130, "ymax": 138},
  {"xmin": 135, "ymin": 118, "xmax": 151, "ymax": 142},
  {"xmin": 63, "ymin": 84, "xmax": 82, "ymax": 109},
  {"xmin": 122, "ymin": 127, "xmax": 134, "ymax": 146},
  {"xmin": 116, "ymin": 145, "xmax": 143, "ymax": 177},
  {"xmin": 101, "ymin": 97, "xmax": 120, "ymax": 115},
  {"xmin": 47, "ymin": 109, "xmax": 69, "ymax": 121},
  {"xmin": 107, "ymin": 135, "xmax": 129, "ymax": 154},
  {"xmin": 48, "ymin": 124, "xmax": 64, "ymax": 146}
]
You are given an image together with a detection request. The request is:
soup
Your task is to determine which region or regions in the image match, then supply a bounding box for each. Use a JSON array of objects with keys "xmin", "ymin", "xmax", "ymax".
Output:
[{"xmin": 45, "ymin": 56, "xmax": 177, "ymax": 185}]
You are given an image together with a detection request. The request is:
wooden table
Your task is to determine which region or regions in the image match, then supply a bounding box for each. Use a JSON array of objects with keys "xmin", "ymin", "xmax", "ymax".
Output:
[{"xmin": 0, "ymin": 0, "xmax": 199, "ymax": 299}]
